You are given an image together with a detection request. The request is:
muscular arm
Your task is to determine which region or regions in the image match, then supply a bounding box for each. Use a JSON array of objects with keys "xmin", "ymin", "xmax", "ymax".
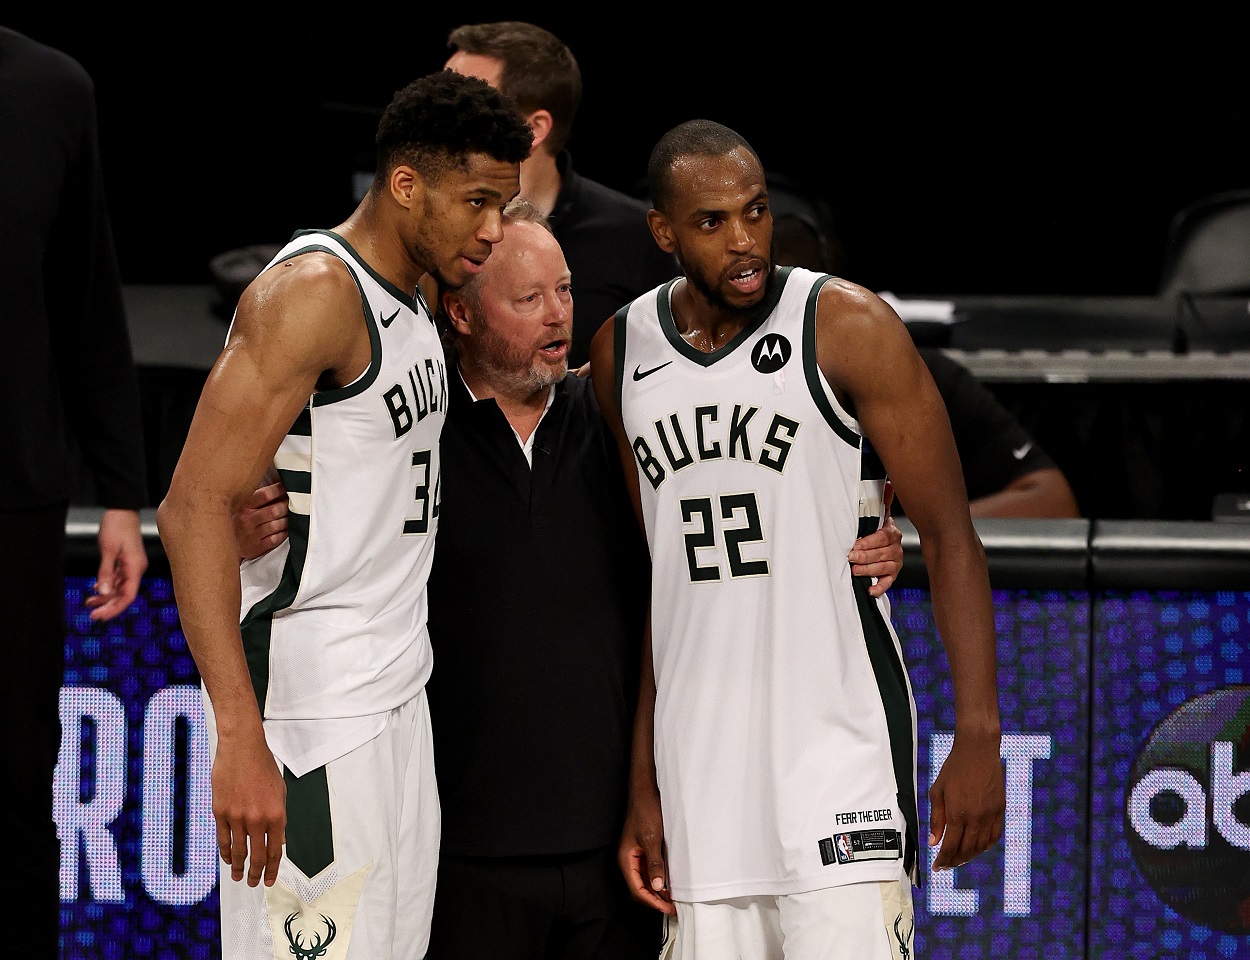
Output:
[
  {"xmin": 590, "ymin": 319, "xmax": 676, "ymax": 913},
  {"xmin": 815, "ymin": 280, "xmax": 1004, "ymax": 871},
  {"xmin": 157, "ymin": 254, "xmax": 367, "ymax": 887},
  {"xmin": 618, "ymin": 615, "xmax": 675, "ymax": 913}
]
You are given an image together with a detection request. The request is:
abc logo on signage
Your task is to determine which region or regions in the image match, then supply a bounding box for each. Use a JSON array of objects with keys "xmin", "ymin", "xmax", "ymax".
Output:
[{"xmin": 1124, "ymin": 685, "xmax": 1250, "ymax": 933}]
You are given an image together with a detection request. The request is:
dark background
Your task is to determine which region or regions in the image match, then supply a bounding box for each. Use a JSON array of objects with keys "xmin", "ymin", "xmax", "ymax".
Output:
[{"xmin": 8, "ymin": 15, "xmax": 1247, "ymax": 297}]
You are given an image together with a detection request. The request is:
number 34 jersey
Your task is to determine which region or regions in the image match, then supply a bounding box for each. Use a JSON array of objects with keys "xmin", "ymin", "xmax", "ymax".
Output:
[
  {"xmin": 233, "ymin": 229, "xmax": 446, "ymax": 775},
  {"xmin": 614, "ymin": 266, "xmax": 919, "ymax": 901}
]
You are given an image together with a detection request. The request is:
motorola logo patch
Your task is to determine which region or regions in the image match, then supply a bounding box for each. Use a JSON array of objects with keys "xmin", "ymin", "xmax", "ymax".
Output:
[
  {"xmin": 1123, "ymin": 685, "xmax": 1250, "ymax": 932},
  {"xmin": 751, "ymin": 334, "xmax": 791, "ymax": 373}
]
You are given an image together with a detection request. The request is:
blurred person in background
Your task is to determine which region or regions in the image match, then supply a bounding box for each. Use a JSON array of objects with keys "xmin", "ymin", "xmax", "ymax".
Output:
[
  {"xmin": 444, "ymin": 20, "xmax": 679, "ymax": 368},
  {"xmin": 769, "ymin": 183, "xmax": 1078, "ymax": 519}
]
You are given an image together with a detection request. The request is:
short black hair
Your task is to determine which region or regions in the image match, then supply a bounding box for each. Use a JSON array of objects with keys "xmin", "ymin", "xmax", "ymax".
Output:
[
  {"xmin": 446, "ymin": 21, "xmax": 581, "ymax": 156},
  {"xmin": 374, "ymin": 69, "xmax": 533, "ymax": 189},
  {"xmin": 647, "ymin": 119, "xmax": 759, "ymax": 216}
]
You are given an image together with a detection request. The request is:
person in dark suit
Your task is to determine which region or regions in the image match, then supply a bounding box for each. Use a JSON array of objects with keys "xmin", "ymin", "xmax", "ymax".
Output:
[{"xmin": 0, "ymin": 27, "xmax": 150, "ymax": 957}]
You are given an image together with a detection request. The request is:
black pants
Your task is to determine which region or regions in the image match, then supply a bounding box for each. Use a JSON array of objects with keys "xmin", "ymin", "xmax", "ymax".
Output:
[
  {"xmin": 3, "ymin": 502, "xmax": 69, "ymax": 959},
  {"xmin": 426, "ymin": 845, "xmax": 662, "ymax": 960}
]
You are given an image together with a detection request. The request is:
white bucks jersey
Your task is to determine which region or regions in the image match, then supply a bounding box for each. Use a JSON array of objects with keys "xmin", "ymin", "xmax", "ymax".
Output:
[
  {"xmin": 615, "ymin": 266, "xmax": 918, "ymax": 900},
  {"xmin": 233, "ymin": 229, "xmax": 446, "ymax": 773}
]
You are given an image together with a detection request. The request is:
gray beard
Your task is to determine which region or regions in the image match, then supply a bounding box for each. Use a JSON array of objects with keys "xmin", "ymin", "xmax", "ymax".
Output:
[{"xmin": 470, "ymin": 324, "xmax": 566, "ymax": 398}]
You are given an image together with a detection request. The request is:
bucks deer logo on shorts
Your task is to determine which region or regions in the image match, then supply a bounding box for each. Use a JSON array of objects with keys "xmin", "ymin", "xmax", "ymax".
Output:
[
  {"xmin": 283, "ymin": 912, "xmax": 336, "ymax": 959},
  {"xmin": 894, "ymin": 911, "xmax": 914, "ymax": 959},
  {"xmin": 264, "ymin": 862, "xmax": 371, "ymax": 960}
]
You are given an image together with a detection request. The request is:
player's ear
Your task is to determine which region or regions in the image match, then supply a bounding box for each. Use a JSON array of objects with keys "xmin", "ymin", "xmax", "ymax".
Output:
[
  {"xmin": 389, "ymin": 165, "xmax": 423, "ymax": 211},
  {"xmin": 441, "ymin": 290, "xmax": 472, "ymax": 335},
  {"xmin": 647, "ymin": 209, "xmax": 676, "ymax": 253},
  {"xmin": 525, "ymin": 109, "xmax": 553, "ymax": 154}
]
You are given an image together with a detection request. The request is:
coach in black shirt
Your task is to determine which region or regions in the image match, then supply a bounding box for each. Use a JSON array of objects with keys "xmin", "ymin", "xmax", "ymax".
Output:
[
  {"xmin": 424, "ymin": 198, "xmax": 657, "ymax": 958},
  {"xmin": 422, "ymin": 198, "xmax": 905, "ymax": 958}
]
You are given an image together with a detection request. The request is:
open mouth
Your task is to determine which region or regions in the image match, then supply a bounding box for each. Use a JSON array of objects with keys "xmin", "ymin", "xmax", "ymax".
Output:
[{"xmin": 729, "ymin": 263, "xmax": 764, "ymax": 291}]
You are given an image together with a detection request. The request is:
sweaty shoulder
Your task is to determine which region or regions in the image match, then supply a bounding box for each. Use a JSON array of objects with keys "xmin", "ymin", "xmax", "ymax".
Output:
[
  {"xmin": 812, "ymin": 275, "xmax": 919, "ymax": 398},
  {"xmin": 814, "ymin": 275, "xmax": 896, "ymax": 325},
  {"xmin": 812, "ymin": 275, "xmax": 906, "ymax": 345},
  {"xmin": 230, "ymin": 250, "xmax": 365, "ymax": 376},
  {"xmin": 236, "ymin": 251, "xmax": 354, "ymax": 325}
]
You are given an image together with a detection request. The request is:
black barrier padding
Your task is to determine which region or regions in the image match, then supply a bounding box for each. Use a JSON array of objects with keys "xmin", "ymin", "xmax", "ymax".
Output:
[
  {"xmin": 66, "ymin": 512, "xmax": 1248, "ymax": 593},
  {"xmin": 894, "ymin": 518, "xmax": 1092, "ymax": 591},
  {"xmin": 1091, "ymin": 519, "xmax": 1250, "ymax": 591}
]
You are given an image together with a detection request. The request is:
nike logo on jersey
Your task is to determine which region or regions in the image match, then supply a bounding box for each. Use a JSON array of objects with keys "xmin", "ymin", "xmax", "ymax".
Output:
[
  {"xmin": 1012, "ymin": 442, "xmax": 1033, "ymax": 460},
  {"xmin": 633, "ymin": 361, "xmax": 673, "ymax": 381},
  {"xmin": 381, "ymin": 307, "xmax": 401, "ymax": 328}
]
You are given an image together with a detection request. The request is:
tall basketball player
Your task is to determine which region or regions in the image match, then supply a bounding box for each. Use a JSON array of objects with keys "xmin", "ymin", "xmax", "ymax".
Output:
[
  {"xmin": 590, "ymin": 120, "xmax": 1006, "ymax": 960},
  {"xmin": 157, "ymin": 71, "xmax": 532, "ymax": 960}
]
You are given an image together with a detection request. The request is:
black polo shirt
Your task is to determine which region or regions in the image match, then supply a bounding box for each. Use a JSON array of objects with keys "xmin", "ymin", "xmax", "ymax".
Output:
[{"xmin": 426, "ymin": 360, "xmax": 650, "ymax": 856}]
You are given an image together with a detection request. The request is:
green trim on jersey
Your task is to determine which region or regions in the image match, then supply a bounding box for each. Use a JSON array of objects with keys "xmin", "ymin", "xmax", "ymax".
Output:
[
  {"xmin": 238, "ymin": 405, "xmax": 316, "ymax": 712},
  {"xmin": 275, "ymin": 231, "xmax": 417, "ymax": 406},
  {"xmin": 801, "ymin": 274, "xmax": 860, "ymax": 448},
  {"xmin": 276, "ymin": 242, "xmax": 380, "ymax": 406},
  {"xmin": 284, "ymin": 764, "xmax": 334, "ymax": 878},
  {"xmin": 289, "ymin": 406, "xmax": 312, "ymax": 436},
  {"xmin": 613, "ymin": 301, "xmax": 630, "ymax": 415},
  {"xmin": 852, "ymin": 576, "xmax": 919, "ymax": 877},
  {"xmin": 656, "ymin": 269, "xmax": 788, "ymax": 367},
  {"xmin": 240, "ymin": 510, "xmax": 310, "ymax": 715},
  {"xmin": 312, "ymin": 270, "xmax": 381, "ymax": 405},
  {"xmin": 291, "ymin": 228, "xmax": 420, "ymax": 311},
  {"xmin": 277, "ymin": 467, "xmax": 311, "ymax": 496},
  {"xmin": 858, "ymin": 438, "xmax": 889, "ymax": 539}
]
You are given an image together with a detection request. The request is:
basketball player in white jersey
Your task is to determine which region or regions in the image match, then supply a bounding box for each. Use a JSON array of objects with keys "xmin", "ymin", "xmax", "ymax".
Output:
[
  {"xmin": 589, "ymin": 120, "xmax": 1005, "ymax": 960},
  {"xmin": 157, "ymin": 71, "xmax": 533, "ymax": 960}
]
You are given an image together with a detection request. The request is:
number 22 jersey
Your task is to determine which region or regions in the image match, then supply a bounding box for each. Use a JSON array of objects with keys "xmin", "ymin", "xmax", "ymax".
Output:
[{"xmin": 613, "ymin": 265, "xmax": 919, "ymax": 901}]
